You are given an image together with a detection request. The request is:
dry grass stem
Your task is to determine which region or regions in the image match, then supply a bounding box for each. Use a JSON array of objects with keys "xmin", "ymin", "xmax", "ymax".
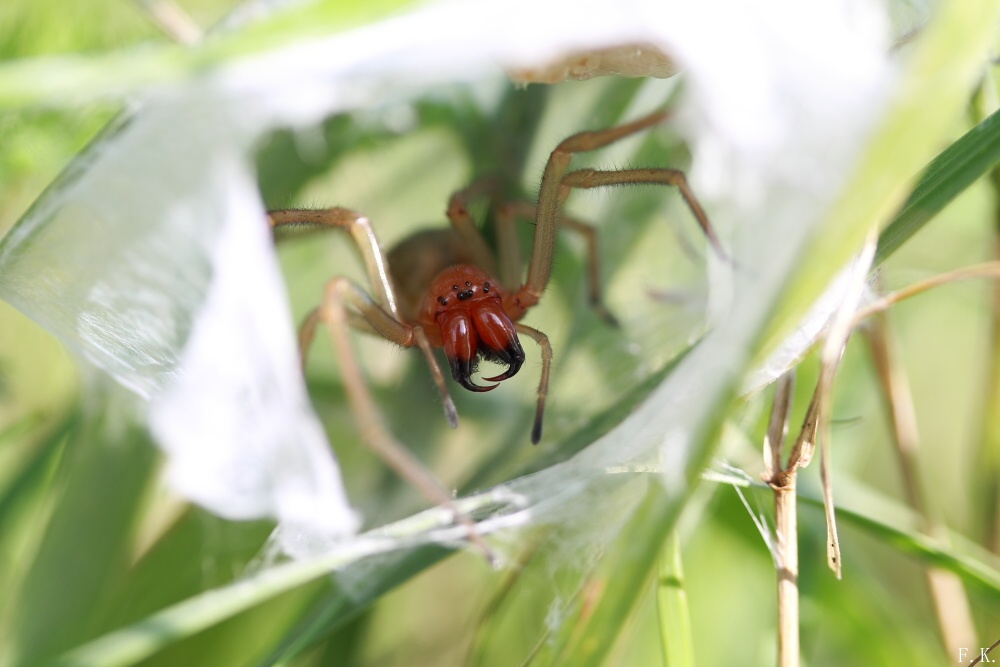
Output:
[
  {"xmin": 773, "ymin": 484, "xmax": 798, "ymax": 667},
  {"xmin": 783, "ymin": 387, "xmax": 820, "ymax": 479},
  {"xmin": 981, "ymin": 248, "xmax": 1000, "ymax": 554},
  {"xmin": 970, "ymin": 637, "xmax": 1000, "ymax": 665},
  {"xmin": 852, "ymin": 261, "xmax": 1000, "ymax": 327},
  {"xmin": 763, "ymin": 373, "xmax": 798, "ymax": 667},
  {"xmin": 760, "ymin": 228, "xmax": 876, "ymax": 665},
  {"xmin": 764, "ymin": 373, "xmax": 795, "ymax": 481},
  {"xmin": 812, "ymin": 226, "xmax": 880, "ymax": 577},
  {"xmin": 865, "ymin": 307, "xmax": 977, "ymax": 655},
  {"xmin": 846, "ymin": 259, "xmax": 1000, "ymax": 555}
]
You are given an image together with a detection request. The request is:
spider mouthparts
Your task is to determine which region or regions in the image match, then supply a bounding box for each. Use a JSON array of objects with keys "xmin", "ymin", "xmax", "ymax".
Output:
[
  {"xmin": 481, "ymin": 344, "xmax": 525, "ymax": 383},
  {"xmin": 483, "ymin": 367, "xmax": 518, "ymax": 383},
  {"xmin": 483, "ymin": 360, "xmax": 521, "ymax": 383},
  {"xmin": 449, "ymin": 356, "xmax": 498, "ymax": 393},
  {"xmin": 460, "ymin": 376, "xmax": 499, "ymax": 392}
]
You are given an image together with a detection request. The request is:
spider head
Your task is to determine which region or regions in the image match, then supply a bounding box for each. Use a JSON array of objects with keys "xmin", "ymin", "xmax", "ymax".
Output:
[{"xmin": 429, "ymin": 265, "xmax": 524, "ymax": 392}]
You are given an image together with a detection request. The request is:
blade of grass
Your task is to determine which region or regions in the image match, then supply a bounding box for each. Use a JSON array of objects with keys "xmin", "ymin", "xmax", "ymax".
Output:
[
  {"xmin": 11, "ymin": 395, "xmax": 158, "ymax": 666},
  {"xmin": 761, "ymin": 0, "xmax": 1000, "ymax": 360},
  {"xmin": 49, "ymin": 486, "xmax": 524, "ymax": 667},
  {"xmin": 0, "ymin": 0, "xmax": 414, "ymax": 108},
  {"xmin": 464, "ymin": 532, "xmax": 549, "ymax": 667},
  {"xmin": 249, "ymin": 544, "xmax": 455, "ymax": 665},
  {"xmin": 970, "ymin": 76, "xmax": 1000, "ymax": 556},
  {"xmin": 875, "ymin": 107, "xmax": 1000, "ymax": 265},
  {"xmin": 800, "ymin": 493, "xmax": 1000, "ymax": 600},
  {"xmin": 708, "ymin": 473, "xmax": 1000, "ymax": 603},
  {"xmin": 0, "ymin": 411, "xmax": 74, "ymax": 662},
  {"xmin": 53, "ymin": 546, "xmax": 451, "ymax": 667},
  {"xmin": 536, "ymin": 482, "xmax": 680, "ymax": 667},
  {"xmin": 864, "ymin": 309, "xmax": 977, "ymax": 653},
  {"xmin": 656, "ymin": 531, "xmax": 694, "ymax": 667}
]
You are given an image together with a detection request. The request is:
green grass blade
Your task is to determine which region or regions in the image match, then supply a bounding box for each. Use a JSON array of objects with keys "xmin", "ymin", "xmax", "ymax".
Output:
[
  {"xmin": 711, "ymin": 471, "xmax": 1000, "ymax": 603},
  {"xmin": 760, "ymin": 0, "xmax": 1000, "ymax": 361},
  {"xmin": 0, "ymin": 411, "xmax": 72, "ymax": 536},
  {"xmin": 10, "ymin": 399, "xmax": 158, "ymax": 666},
  {"xmin": 47, "ymin": 487, "xmax": 530, "ymax": 667},
  {"xmin": 875, "ymin": 107, "xmax": 1000, "ymax": 265},
  {"xmin": 0, "ymin": 0, "xmax": 414, "ymax": 109},
  {"xmin": 531, "ymin": 484, "xmax": 678, "ymax": 667},
  {"xmin": 798, "ymin": 494, "xmax": 1000, "ymax": 599},
  {"xmin": 250, "ymin": 545, "xmax": 454, "ymax": 665},
  {"xmin": 657, "ymin": 531, "xmax": 695, "ymax": 667},
  {"xmin": 0, "ymin": 411, "xmax": 73, "ymax": 659}
]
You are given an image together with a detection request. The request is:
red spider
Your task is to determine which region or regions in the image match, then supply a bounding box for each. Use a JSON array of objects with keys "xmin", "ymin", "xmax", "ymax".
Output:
[{"xmin": 268, "ymin": 110, "xmax": 722, "ymax": 553}]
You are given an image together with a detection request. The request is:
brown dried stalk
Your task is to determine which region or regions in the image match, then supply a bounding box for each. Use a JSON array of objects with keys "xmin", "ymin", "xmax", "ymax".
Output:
[
  {"xmin": 760, "ymin": 228, "xmax": 878, "ymax": 666},
  {"xmin": 762, "ymin": 373, "xmax": 797, "ymax": 667},
  {"xmin": 864, "ymin": 307, "xmax": 977, "ymax": 655}
]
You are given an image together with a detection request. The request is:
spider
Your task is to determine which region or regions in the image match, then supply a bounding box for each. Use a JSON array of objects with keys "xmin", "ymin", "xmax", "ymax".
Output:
[{"xmin": 268, "ymin": 110, "xmax": 723, "ymax": 553}]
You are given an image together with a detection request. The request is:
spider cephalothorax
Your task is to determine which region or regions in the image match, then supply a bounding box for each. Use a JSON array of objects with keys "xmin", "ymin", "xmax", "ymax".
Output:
[{"xmin": 423, "ymin": 264, "xmax": 524, "ymax": 392}]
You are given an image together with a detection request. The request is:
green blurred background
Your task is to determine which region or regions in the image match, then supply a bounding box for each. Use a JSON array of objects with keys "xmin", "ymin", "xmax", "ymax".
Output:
[{"xmin": 2, "ymin": 1, "xmax": 1000, "ymax": 666}]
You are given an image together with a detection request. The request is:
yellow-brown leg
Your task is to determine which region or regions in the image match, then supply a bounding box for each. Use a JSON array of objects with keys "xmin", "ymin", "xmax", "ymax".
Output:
[
  {"xmin": 295, "ymin": 277, "xmax": 458, "ymax": 428},
  {"xmin": 412, "ymin": 326, "xmax": 458, "ymax": 428},
  {"xmin": 269, "ymin": 208, "xmax": 401, "ymax": 319},
  {"xmin": 524, "ymin": 111, "xmax": 671, "ymax": 304},
  {"xmin": 316, "ymin": 276, "xmax": 495, "ymax": 562},
  {"xmin": 297, "ymin": 306, "xmax": 378, "ymax": 372},
  {"xmin": 514, "ymin": 323, "xmax": 552, "ymax": 445},
  {"xmin": 271, "ymin": 207, "xmax": 459, "ymax": 425},
  {"xmin": 559, "ymin": 167, "xmax": 727, "ymax": 260},
  {"xmin": 494, "ymin": 202, "xmax": 525, "ymax": 291},
  {"xmin": 446, "ymin": 179, "xmax": 501, "ymax": 279},
  {"xmin": 499, "ymin": 201, "xmax": 618, "ymax": 326}
]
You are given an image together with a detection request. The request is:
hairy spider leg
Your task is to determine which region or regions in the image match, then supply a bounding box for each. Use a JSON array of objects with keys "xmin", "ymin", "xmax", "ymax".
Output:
[
  {"xmin": 445, "ymin": 179, "xmax": 501, "ymax": 279},
  {"xmin": 269, "ymin": 208, "xmax": 458, "ymax": 426},
  {"xmin": 514, "ymin": 323, "xmax": 552, "ymax": 444},
  {"xmin": 493, "ymin": 201, "xmax": 524, "ymax": 290},
  {"xmin": 497, "ymin": 201, "xmax": 618, "ymax": 327},
  {"xmin": 520, "ymin": 111, "xmax": 671, "ymax": 310},
  {"xmin": 269, "ymin": 210, "xmax": 497, "ymax": 560},
  {"xmin": 515, "ymin": 110, "xmax": 726, "ymax": 315},
  {"xmin": 559, "ymin": 167, "xmax": 727, "ymax": 260},
  {"xmin": 491, "ymin": 201, "xmax": 614, "ymax": 442},
  {"xmin": 269, "ymin": 208, "xmax": 401, "ymax": 318},
  {"xmin": 317, "ymin": 276, "xmax": 495, "ymax": 564}
]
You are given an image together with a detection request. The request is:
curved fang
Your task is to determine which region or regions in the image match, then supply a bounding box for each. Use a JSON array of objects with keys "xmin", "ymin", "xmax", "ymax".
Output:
[
  {"xmin": 452, "ymin": 358, "xmax": 499, "ymax": 393},
  {"xmin": 439, "ymin": 310, "xmax": 498, "ymax": 392},
  {"xmin": 472, "ymin": 301, "xmax": 524, "ymax": 382}
]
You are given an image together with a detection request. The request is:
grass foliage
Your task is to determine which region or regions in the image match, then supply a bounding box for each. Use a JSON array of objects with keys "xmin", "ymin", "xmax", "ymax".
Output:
[{"xmin": 2, "ymin": 1, "xmax": 1000, "ymax": 666}]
